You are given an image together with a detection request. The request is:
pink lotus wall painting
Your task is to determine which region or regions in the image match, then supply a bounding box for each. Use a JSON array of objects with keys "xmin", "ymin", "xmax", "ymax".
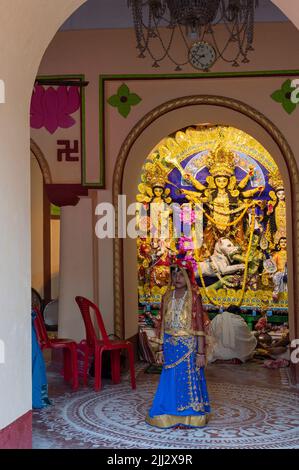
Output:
[
  {"xmin": 30, "ymin": 76, "xmax": 85, "ymax": 186},
  {"xmin": 31, "ymin": 85, "xmax": 80, "ymax": 134}
]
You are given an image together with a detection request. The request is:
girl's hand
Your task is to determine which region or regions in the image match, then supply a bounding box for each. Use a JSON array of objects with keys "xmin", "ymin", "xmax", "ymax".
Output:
[{"xmin": 196, "ymin": 354, "xmax": 206, "ymax": 368}]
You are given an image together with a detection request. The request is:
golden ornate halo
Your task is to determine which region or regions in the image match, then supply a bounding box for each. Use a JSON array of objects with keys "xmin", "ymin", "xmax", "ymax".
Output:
[{"xmin": 147, "ymin": 125, "xmax": 279, "ymax": 177}]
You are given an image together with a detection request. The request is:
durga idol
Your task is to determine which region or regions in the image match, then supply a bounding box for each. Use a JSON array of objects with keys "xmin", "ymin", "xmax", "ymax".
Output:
[{"xmin": 180, "ymin": 143, "xmax": 265, "ymax": 259}]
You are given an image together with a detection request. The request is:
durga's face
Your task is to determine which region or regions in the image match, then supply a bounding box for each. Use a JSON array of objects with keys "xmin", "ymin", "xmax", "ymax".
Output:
[
  {"xmin": 153, "ymin": 187, "xmax": 164, "ymax": 197},
  {"xmin": 215, "ymin": 176, "xmax": 229, "ymax": 189}
]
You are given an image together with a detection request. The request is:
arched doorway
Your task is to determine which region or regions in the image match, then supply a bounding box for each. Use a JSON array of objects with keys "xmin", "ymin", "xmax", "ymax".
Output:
[{"xmin": 113, "ymin": 95, "xmax": 299, "ymax": 382}]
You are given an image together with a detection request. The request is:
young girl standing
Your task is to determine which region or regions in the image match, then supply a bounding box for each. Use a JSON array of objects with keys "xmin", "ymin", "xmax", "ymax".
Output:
[{"xmin": 146, "ymin": 260, "xmax": 210, "ymax": 428}]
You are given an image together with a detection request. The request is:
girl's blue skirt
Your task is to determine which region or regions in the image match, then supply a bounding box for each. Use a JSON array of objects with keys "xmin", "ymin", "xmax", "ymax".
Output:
[{"xmin": 146, "ymin": 333, "xmax": 210, "ymax": 428}]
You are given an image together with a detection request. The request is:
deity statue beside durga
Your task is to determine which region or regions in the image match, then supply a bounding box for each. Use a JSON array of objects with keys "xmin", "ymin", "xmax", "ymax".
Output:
[{"xmin": 136, "ymin": 125, "xmax": 288, "ymax": 340}]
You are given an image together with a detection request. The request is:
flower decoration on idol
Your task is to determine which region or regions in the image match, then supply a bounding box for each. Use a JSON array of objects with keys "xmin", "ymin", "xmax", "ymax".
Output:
[
  {"xmin": 30, "ymin": 85, "xmax": 80, "ymax": 134},
  {"xmin": 138, "ymin": 239, "xmax": 151, "ymax": 258},
  {"xmin": 178, "ymin": 236, "xmax": 194, "ymax": 252},
  {"xmin": 177, "ymin": 236, "xmax": 198, "ymax": 272},
  {"xmin": 179, "ymin": 206, "xmax": 196, "ymax": 224}
]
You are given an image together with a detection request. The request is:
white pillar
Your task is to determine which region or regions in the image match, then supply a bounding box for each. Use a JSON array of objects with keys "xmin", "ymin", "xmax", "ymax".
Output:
[
  {"xmin": 58, "ymin": 197, "xmax": 94, "ymax": 342},
  {"xmin": 0, "ymin": 103, "xmax": 31, "ymax": 431}
]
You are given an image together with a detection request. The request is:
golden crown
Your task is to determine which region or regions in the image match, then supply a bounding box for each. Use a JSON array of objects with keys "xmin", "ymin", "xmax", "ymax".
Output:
[
  {"xmin": 268, "ymin": 169, "xmax": 284, "ymax": 192},
  {"xmin": 205, "ymin": 142, "xmax": 236, "ymax": 177},
  {"xmin": 143, "ymin": 160, "xmax": 168, "ymax": 188},
  {"xmin": 150, "ymin": 174, "xmax": 166, "ymax": 188}
]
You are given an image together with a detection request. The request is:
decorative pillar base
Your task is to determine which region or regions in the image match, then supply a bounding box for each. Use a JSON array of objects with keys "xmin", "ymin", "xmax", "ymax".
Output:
[{"xmin": 0, "ymin": 411, "xmax": 32, "ymax": 449}]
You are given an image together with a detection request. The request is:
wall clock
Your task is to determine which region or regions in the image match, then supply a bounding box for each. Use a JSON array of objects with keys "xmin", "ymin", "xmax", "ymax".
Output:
[{"xmin": 188, "ymin": 41, "xmax": 217, "ymax": 71}]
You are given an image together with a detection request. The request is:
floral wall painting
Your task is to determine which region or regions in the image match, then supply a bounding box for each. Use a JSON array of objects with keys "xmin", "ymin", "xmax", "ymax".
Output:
[
  {"xmin": 271, "ymin": 79, "xmax": 298, "ymax": 115},
  {"xmin": 31, "ymin": 85, "xmax": 80, "ymax": 134},
  {"xmin": 137, "ymin": 125, "xmax": 288, "ymax": 338},
  {"xmin": 30, "ymin": 76, "xmax": 85, "ymax": 185},
  {"xmin": 107, "ymin": 83, "xmax": 142, "ymax": 118}
]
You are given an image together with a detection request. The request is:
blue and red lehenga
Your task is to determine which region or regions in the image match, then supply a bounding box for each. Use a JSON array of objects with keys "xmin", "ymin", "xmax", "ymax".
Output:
[{"xmin": 146, "ymin": 262, "xmax": 210, "ymax": 428}]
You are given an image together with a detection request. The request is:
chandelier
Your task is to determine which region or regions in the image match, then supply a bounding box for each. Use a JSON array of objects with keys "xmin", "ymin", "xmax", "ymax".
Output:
[{"xmin": 128, "ymin": 1, "xmax": 259, "ymax": 71}]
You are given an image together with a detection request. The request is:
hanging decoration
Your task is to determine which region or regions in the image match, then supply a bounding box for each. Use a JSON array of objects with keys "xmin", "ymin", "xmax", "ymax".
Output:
[{"xmin": 128, "ymin": 0, "xmax": 259, "ymax": 71}]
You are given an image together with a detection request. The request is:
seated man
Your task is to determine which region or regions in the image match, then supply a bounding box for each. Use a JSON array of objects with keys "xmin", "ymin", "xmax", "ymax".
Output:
[{"xmin": 208, "ymin": 307, "xmax": 257, "ymax": 363}]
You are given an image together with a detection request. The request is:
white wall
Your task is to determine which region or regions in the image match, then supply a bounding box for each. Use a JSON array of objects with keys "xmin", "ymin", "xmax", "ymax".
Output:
[
  {"xmin": 58, "ymin": 197, "xmax": 94, "ymax": 342},
  {"xmin": 0, "ymin": 0, "xmax": 86, "ymax": 432}
]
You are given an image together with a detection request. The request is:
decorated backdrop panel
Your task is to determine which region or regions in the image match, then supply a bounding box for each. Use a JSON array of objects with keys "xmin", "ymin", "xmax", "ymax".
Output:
[
  {"xmin": 30, "ymin": 75, "xmax": 85, "ymax": 184},
  {"xmin": 137, "ymin": 125, "xmax": 288, "ymax": 331}
]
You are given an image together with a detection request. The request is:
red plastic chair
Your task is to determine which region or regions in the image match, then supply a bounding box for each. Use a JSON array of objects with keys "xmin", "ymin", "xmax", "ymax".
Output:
[
  {"xmin": 33, "ymin": 308, "xmax": 79, "ymax": 390},
  {"xmin": 75, "ymin": 296, "xmax": 136, "ymax": 391}
]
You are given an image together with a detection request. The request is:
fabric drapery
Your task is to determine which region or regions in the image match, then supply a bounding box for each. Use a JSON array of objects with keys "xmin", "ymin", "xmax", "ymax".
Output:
[{"xmin": 32, "ymin": 311, "xmax": 51, "ymax": 409}]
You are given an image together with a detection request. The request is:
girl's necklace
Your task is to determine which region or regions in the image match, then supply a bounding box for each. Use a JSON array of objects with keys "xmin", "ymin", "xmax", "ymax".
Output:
[{"xmin": 171, "ymin": 290, "xmax": 187, "ymax": 328}]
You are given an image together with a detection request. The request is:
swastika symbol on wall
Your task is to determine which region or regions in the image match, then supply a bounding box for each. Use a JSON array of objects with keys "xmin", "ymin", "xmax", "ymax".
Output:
[{"xmin": 57, "ymin": 140, "xmax": 80, "ymax": 162}]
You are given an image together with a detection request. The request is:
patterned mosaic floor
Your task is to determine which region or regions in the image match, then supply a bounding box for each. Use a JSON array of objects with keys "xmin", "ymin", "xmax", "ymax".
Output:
[{"xmin": 33, "ymin": 362, "xmax": 299, "ymax": 449}]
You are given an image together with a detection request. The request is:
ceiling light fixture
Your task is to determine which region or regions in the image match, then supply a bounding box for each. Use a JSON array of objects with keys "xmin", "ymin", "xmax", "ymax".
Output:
[{"xmin": 128, "ymin": 0, "xmax": 259, "ymax": 71}]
